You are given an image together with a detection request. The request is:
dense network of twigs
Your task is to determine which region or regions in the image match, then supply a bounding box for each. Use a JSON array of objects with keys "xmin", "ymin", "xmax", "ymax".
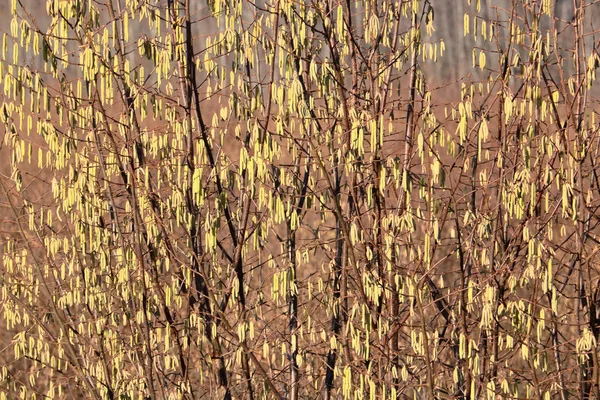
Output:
[{"xmin": 1, "ymin": 0, "xmax": 600, "ymax": 399}]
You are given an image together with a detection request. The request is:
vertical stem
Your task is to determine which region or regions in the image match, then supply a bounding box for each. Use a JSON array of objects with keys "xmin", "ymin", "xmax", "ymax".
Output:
[
  {"xmin": 166, "ymin": 0, "xmax": 235, "ymax": 397},
  {"xmin": 415, "ymin": 279, "xmax": 436, "ymax": 399},
  {"xmin": 400, "ymin": 2, "xmax": 419, "ymax": 211},
  {"xmin": 572, "ymin": 0, "xmax": 591, "ymax": 397},
  {"xmin": 288, "ymin": 153, "xmax": 310, "ymax": 399},
  {"xmin": 324, "ymin": 198, "xmax": 345, "ymax": 400},
  {"xmin": 288, "ymin": 225, "xmax": 299, "ymax": 400}
]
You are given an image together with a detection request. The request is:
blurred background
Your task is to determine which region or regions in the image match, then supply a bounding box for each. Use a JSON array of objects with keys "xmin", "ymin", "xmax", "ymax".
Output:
[{"xmin": 2, "ymin": 0, "xmax": 598, "ymax": 85}]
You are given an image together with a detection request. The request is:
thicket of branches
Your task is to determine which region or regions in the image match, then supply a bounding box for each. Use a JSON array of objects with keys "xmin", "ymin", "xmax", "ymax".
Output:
[{"xmin": 1, "ymin": 0, "xmax": 600, "ymax": 399}]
